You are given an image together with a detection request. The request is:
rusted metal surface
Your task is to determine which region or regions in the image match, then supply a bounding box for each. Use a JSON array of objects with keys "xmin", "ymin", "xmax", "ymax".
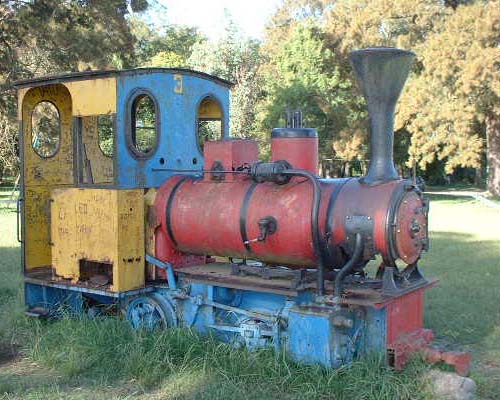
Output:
[
  {"xmin": 153, "ymin": 175, "xmax": 207, "ymax": 278},
  {"xmin": 323, "ymin": 277, "xmax": 438, "ymax": 308},
  {"xmin": 177, "ymin": 262, "xmax": 436, "ymax": 305},
  {"xmin": 21, "ymin": 84, "xmax": 74, "ymax": 270},
  {"xmin": 156, "ymin": 171, "xmax": 428, "ymax": 272},
  {"xmin": 384, "ymin": 286, "xmax": 471, "ymax": 376},
  {"xmin": 386, "ymin": 287, "xmax": 425, "ymax": 344},
  {"xmin": 155, "ymin": 172, "xmax": 343, "ymax": 268},
  {"xmin": 25, "ymin": 267, "xmax": 153, "ymax": 298},
  {"xmin": 329, "ymin": 179, "xmax": 429, "ymax": 266},
  {"xmin": 203, "ymin": 139, "xmax": 258, "ymax": 182},
  {"xmin": 389, "ymin": 328, "xmax": 472, "ymax": 376},
  {"xmin": 271, "ymin": 129, "xmax": 318, "ymax": 174},
  {"xmin": 394, "ymin": 190, "xmax": 428, "ymax": 264},
  {"xmin": 50, "ymin": 188, "xmax": 145, "ymax": 292},
  {"xmin": 231, "ymin": 264, "xmax": 316, "ymax": 288},
  {"xmin": 178, "ymin": 263, "xmax": 302, "ymax": 296}
]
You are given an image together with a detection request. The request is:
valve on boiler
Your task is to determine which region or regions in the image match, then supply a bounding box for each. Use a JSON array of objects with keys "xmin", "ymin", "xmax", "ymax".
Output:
[{"xmin": 244, "ymin": 216, "xmax": 278, "ymax": 245}]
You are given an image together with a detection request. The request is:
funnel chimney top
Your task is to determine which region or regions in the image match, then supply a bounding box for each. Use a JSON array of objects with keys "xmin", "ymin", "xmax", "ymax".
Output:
[{"xmin": 350, "ymin": 47, "xmax": 415, "ymax": 185}]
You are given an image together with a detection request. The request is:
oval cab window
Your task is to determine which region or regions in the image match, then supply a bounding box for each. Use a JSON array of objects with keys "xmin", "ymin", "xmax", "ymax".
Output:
[
  {"xmin": 131, "ymin": 94, "xmax": 157, "ymax": 156},
  {"xmin": 31, "ymin": 101, "xmax": 61, "ymax": 158}
]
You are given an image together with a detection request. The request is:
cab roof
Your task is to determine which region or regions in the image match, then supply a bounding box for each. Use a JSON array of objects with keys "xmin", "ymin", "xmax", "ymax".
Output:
[{"xmin": 13, "ymin": 67, "xmax": 233, "ymax": 89}]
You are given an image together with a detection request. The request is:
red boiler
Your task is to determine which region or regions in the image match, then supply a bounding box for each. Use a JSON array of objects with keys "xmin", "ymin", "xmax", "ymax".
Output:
[
  {"xmin": 153, "ymin": 46, "xmax": 430, "ymax": 297},
  {"xmin": 154, "ymin": 139, "xmax": 428, "ymax": 273}
]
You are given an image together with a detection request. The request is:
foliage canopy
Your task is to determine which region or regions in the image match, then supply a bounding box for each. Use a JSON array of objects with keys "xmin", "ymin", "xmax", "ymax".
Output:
[{"xmin": 0, "ymin": 0, "xmax": 498, "ymax": 194}]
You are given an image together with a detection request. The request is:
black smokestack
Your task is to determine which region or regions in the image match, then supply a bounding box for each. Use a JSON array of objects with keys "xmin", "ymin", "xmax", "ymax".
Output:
[{"xmin": 349, "ymin": 47, "xmax": 415, "ymax": 185}]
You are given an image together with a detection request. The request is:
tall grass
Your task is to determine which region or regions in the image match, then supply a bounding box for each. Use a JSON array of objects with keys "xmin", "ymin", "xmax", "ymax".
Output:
[
  {"xmin": 22, "ymin": 315, "xmax": 428, "ymax": 399},
  {"xmin": 2, "ymin": 193, "xmax": 500, "ymax": 398}
]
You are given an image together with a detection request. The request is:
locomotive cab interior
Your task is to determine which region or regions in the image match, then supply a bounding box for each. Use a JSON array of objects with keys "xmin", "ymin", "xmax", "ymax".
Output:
[
  {"xmin": 76, "ymin": 112, "xmax": 115, "ymax": 186},
  {"xmin": 197, "ymin": 95, "xmax": 223, "ymax": 151}
]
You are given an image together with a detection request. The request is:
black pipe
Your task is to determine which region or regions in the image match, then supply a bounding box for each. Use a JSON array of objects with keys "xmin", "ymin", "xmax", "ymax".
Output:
[
  {"xmin": 151, "ymin": 168, "xmax": 249, "ymax": 174},
  {"xmin": 349, "ymin": 47, "xmax": 415, "ymax": 185},
  {"xmin": 282, "ymin": 169, "xmax": 325, "ymax": 295},
  {"xmin": 334, "ymin": 233, "xmax": 364, "ymax": 297}
]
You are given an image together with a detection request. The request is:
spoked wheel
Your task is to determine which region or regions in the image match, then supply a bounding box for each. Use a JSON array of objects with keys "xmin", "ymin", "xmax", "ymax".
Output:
[{"xmin": 125, "ymin": 293, "xmax": 177, "ymax": 331}]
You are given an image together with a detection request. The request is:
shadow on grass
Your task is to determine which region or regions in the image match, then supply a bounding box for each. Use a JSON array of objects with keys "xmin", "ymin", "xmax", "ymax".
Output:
[
  {"xmin": 0, "ymin": 247, "xmax": 22, "ymax": 304},
  {"xmin": 426, "ymin": 184, "xmax": 484, "ymax": 193},
  {"xmin": 7, "ymin": 318, "xmax": 428, "ymax": 400},
  {"xmin": 425, "ymin": 193, "xmax": 474, "ymax": 202},
  {"xmin": 422, "ymin": 231, "xmax": 500, "ymax": 346}
]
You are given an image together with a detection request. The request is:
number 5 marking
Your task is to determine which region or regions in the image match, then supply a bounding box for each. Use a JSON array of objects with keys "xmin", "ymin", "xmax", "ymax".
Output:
[{"xmin": 174, "ymin": 74, "xmax": 183, "ymax": 94}]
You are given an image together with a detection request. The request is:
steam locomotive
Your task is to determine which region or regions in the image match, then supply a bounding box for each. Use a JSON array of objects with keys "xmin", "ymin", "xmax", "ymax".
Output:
[{"xmin": 14, "ymin": 47, "xmax": 469, "ymax": 374}]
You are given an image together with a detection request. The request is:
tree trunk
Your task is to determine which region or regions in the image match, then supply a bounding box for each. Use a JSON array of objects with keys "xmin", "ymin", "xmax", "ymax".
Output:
[
  {"xmin": 486, "ymin": 113, "xmax": 500, "ymax": 197},
  {"xmin": 474, "ymin": 167, "xmax": 483, "ymax": 187}
]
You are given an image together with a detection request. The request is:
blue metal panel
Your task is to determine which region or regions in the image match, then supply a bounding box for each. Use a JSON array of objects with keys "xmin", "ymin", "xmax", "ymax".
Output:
[
  {"xmin": 25, "ymin": 283, "xmax": 83, "ymax": 314},
  {"xmin": 178, "ymin": 283, "xmax": 215, "ymax": 334},
  {"xmin": 116, "ymin": 72, "xmax": 231, "ymax": 188},
  {"xmin": 359, "ymin": 306, "xmax": 387, "ymax": 358},
  {"xmin": 236, "ymin": 290, "xmax": 287, "ymax": 315},
  {"xmin": 24, "ymin": 278, "xmax": 154, "ymax": 298},
  {"xmin": 285, "ymin": 307, "xmax": 381, "ymax": 368},
  {"xmin": 287, "ymin": 308, "xmax": 337, "ymax": 366},
  {"xmin": 24, "ymin": 282, "xmax": 154, "ymax": 315}
]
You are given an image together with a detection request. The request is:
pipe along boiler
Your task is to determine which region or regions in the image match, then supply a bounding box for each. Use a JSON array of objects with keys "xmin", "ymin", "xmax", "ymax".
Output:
[{"xmin": 17, "ymin": 47, "xmax": 471, "ymax": 374}]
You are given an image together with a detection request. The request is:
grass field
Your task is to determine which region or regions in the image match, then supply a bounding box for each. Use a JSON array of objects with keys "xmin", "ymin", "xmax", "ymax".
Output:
[{"xmin": 0, "ymin": 191, "xmax": 499, "ymax": 399}]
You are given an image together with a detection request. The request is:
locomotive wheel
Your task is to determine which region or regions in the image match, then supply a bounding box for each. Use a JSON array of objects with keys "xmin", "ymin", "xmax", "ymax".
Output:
[{"xmin": 125, "ymin": 293, "xmax": 177, "ymax": 331}]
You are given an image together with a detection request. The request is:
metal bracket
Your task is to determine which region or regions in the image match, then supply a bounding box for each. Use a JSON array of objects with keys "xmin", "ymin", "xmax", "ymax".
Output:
[
  {"xmin": 145, "ymin": 254, "xmax": 177, "ymax": 289},
  {"xmin": 381, "ymin": 266, "xmax": 427, "ymax": 295},
  {"xmin": 344, "ymin": 215, "xmax": 374, "ymax": 257},
  {"xmin": 345, "ymin": 215, "xmax": 373, "ymax": 236},
  {"xmin": 244, "ymin": 216, "xmax": 278, "ymax": 245},
  {"xmin": 16, "ymin": 198, "xmax": 23, "ymax": 243},
  {"xmin": 210, "ymin": 161, "xmax": 225, "ymax": 181}
]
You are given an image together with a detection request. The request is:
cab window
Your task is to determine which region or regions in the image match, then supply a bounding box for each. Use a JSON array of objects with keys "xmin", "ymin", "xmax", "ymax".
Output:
[
  {"xmin": 97, "ymin": 115, "xmax": 114, "ymax": 157},
  {"xmin": 31, "ymin": 101, "xmax": 60, "ymax": 158},
  {"xmin": 131, "ymin": 94, "xmax": 157, "ymax": 155},
  {"xmin": 197, "ymin": 96, "xmax": 223, "ymax": 151}
]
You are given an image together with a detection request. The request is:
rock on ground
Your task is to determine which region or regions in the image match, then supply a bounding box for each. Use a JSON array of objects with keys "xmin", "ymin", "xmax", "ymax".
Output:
[{"xmin": 425, "ymin": 370, "xmax": 477, "ymax": 400}]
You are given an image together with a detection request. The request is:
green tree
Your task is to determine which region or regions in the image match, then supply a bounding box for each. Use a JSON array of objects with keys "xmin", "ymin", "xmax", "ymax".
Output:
[
  {"xmin": 273, "ymin": 0, "xmax": 498, "ymax": 189},
  {"xmin": 130, "ymin": 16, "xmax": 202, "ymax": 67},
  {"xmin": 188, "ymin": 17, "xmax": 263, "ymax": 140},
  {"xmin": 259, "ymin": 23, "xmax": 358, "ymax": 159},
  {"xmin": 397, "ymin": 1, "xmax": 500, "ymax": 195},
  {"xmin": 259, "ymin": 0, "xmax": 446, "ymax": 166},
  {"xmin": 148, "ymin": 51, "xmax": 186, "ymax": 68},
  {"xmin": 0, "ymin": 0, "xmax": 148, "ymax": 177},
  {"xmin": 321, "ymin": 0, "xmax": 451, "ymax": 173}
]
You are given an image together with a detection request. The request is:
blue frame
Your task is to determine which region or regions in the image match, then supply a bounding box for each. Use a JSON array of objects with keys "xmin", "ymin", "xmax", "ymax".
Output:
[{"xmin": 25, "ymin": 277, "xmax": 389, "ymax": 368}]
